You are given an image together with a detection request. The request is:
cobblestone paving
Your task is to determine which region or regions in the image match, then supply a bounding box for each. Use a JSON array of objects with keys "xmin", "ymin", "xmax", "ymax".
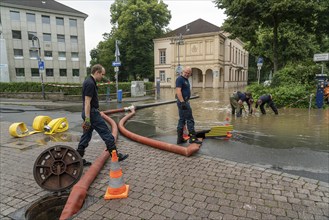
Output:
[{"xmin": 1, "ymin": 121, "xmax": 328, "ymax": 220}]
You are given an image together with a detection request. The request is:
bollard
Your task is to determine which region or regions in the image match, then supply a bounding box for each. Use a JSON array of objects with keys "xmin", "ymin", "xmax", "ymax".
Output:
[
  {"xmin": 155, "ymin": 77, "xmax": 160, "ymax": 100},
  {"xmin": 315, "ymin": 74, "xmax": 327, "ymax": 108},
  {"xmin": 117, "ymin": 89, "xmax": 122, "ymax": 103},
  {"xmin": 106, "ymin": 86, "xmax": 110, "ymax": 103}
]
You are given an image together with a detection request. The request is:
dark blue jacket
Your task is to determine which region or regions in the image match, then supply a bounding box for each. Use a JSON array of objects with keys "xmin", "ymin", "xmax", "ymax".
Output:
[{"xmin": 175, "ymin": 75, "xmax": 191, "ymax": 101}]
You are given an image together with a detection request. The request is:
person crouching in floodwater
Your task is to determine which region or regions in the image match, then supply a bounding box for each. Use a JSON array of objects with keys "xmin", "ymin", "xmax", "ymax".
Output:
[
  {"xmin": 230, "ymin": 91, "xmax": 253, "ymax": 117},
  {"xmin": 255, "ymin": 94, "xmax": 278, "ymax": 115}
]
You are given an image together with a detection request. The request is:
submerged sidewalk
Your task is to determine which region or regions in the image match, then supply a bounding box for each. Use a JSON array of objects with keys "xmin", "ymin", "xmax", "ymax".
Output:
[{"xmin": 0, "ymin": 119, "xmax": 328, "ymax": 220}]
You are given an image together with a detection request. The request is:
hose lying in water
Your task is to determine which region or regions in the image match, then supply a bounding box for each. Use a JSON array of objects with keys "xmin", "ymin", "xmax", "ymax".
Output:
[
  {"xmin": 60, "ymin": 112, "xmax": 117, "ymax": 220},
  {"xmin": 102, "ymin": 95, "xmax": 199, "ymax": 114},
  {"xmin": 117, "ymin": 107, "xmax": 201, "ymax": 156}
]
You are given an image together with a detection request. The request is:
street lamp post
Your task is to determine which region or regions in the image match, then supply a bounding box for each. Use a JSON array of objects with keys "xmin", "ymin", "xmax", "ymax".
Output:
[
  {"xmin": 171, "ymin": 33, "xmax": 184, "ymax": 74},
  {"xmin": 31, "ymin": 35, "xmax": 45, "ymax": 99},
  {"xmin": 257, "ymin": 57, "xmax": 263, "ymax": 85}
]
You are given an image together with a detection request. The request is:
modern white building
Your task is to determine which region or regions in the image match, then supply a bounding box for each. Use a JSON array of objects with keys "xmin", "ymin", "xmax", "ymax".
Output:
[
  {"xmin": 154, "ymin": 19, "xmax": 249, "ymax": 88},
  {"xmin": 0, "ymin": 0, "xmax": 88, "ymax": 83}
]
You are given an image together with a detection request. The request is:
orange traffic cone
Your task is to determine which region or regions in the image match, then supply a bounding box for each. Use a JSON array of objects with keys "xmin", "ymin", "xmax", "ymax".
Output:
[
  {"xmin": 182, "ymin": 125, "xmax": 189, "ymax": 141},
  {"xmin": 104, "ymin": 150, "xmax": 129, "ymax": 200}
]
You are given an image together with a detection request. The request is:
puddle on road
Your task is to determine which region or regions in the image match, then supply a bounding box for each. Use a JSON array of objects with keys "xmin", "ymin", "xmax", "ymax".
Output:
[
  {"xmin": 2, "ymin": 133, "xmax": 80, "ymax": 151},
  {"xmin": 36, "ymin": 133, "xmax": 80, "ymax": 145},
  {"xmin": 1, "ymin": 141, "xmax": 39, "ymax": 150}
]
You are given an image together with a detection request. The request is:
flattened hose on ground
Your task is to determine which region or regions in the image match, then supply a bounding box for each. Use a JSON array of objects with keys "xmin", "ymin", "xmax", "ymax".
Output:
[
  {"xmin": 9, "ymin": 116, "xmax": 53, "ymax": 137},
  {"xmin": 59, "ymin": 112, "xmax": 118, "ymax": 220}
]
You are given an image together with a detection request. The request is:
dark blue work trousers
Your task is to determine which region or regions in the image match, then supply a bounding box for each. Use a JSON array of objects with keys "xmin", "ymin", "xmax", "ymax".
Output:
[
  {"xmin": 78, "ymin": 108, "xmax": 116, "ymax": 152},
  {"xmin": 176, "ymin": 101, "xmax": 195, "ymax": 134}
]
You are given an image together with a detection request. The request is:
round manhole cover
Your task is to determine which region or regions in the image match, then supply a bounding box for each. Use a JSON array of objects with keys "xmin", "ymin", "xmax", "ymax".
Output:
[{"xmin": 33, "ymin": 145, "xmax": 83, "ymax": 191}]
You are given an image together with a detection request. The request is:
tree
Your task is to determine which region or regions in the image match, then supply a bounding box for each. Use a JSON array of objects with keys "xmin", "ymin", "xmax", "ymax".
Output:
[
  {"xmin": 109, "ymin": 0, "xmax": 171, "ymax": 80},
  {"xmin": 214, "ymin": 0, "xmax": 329, "ymax": 73},
  {"xmin": 90, "ymin": 32, "xmax": 117, "ymax": 81}
]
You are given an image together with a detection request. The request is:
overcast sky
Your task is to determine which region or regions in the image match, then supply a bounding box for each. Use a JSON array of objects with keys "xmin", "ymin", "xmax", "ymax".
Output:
[{"xmin": 57, "ymin": 0, "xmax": 227, "ymax": 64}]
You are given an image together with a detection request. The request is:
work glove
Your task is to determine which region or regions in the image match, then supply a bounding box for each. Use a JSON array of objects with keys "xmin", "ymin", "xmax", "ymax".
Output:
[
  {"xmin": 181, "ymin": 102, "xmax": 187, "ymax": 110},
  {"xmin": 82, "ymin": 117, "xmax": 91, "ymax": 132}
]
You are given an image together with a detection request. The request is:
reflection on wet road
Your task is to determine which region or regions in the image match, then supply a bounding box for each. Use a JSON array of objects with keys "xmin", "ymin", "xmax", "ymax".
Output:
[{"xmin": 124, "ymin": 88, "xmax": 329, "ymax": 182}]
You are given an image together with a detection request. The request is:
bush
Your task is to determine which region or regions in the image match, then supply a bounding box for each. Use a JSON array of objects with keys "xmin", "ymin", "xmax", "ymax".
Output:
[
  {"xmin": 271, "ymin": 63, "xmax": 320, "ymax": 87},
  {"xmin": 0, "ymin": 82, "xmax": 154, "ymax": 96},
  {"xmin": 247, "ymin": 63, "xmax": 320, "ymax": 108}
]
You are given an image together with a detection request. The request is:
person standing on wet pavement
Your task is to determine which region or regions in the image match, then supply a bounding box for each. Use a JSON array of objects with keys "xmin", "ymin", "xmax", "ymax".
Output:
[
  {"xmin": 77, "ymin": 64, "xmax": 128, "ymax": 166},
  {"xmin": 230, "ymin": 91, "xmax": 253, "ymax": 117},
  {"xmin": 255, "ymin": 94, "xmax": 278, "ymax": 115},
  {"xmin": 175, "ymin": 66, "xmax": 202, "ymax": 145}
]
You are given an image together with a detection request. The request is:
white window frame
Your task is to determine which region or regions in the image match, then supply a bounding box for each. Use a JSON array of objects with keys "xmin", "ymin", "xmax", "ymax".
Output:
[
  {"xmin": 70, "ymin": 35, "xmax": 78, "ymax": 44},
  {"xmin": 29, "ymin": 50, "xmax": 38, "ymax": 59},
  {"xmin": 42, "ymin": 15, "xmax": 50, "ymax": 24},
  {"xmin": 71, "ymin": 52, "xmax": 79, "ymax": 61},
  {"xmin": 12, "ymin": 30, "xmax": 21, "ymax": 39},
  {"xmin": 43, "ymin": 33, "xmax": 51, "ymax": 42},
  {"xmin": 69, "ymin": 18, "xmax": 77, "ymax": 27},
  {"xmin": 59, "ymin": 69, "xmax": 67, "ymax": 77},
  {"xmin": 46, "ymin": 68, "xmax": 54, "ymax": 77},
  {"xmin": 31, "ymin": 68, "xmax": 39, "ymax": 77},
  {"xmin": 57, "ymin": 34, "xmax": 65, "ymax": 43},
  {"xmin": 14, "ymin": 49, "xmax": 23, "ymax": 59},
  {"xmin": 56, "ymin": 17, "xmax": 64, "ymax": 25},
  {"xmin": 159, "ymin": 49, "xmax": 166, "ymax": 64},
  {"xmin": 72, "ymin": 69, "xmax": 80, "ymax": 77},
  {"xmin": 10, "ymin": 11, "xmax": 20, "ymax": 21},
  {"xmin": 160, "ymin": 70, "xmax": 166, "ymax": 82},
  {"xmin": 26, "ymin": 13, "xmax": 35, "ymax": 22},
  {"xmin": 15, "ymin": 68, "xmax": 25, "ymax": 77},
  {"xmin": 44, "ymin": 51, "xmax": 53, "ymax": 60},
  {"xmin": 58, "ymin": 51, "xmax": 66, "ymax": 60}
]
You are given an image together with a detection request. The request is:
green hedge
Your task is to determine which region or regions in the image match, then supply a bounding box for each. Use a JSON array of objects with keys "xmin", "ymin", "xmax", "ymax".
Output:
[
  {"xmin": 247, "ymin": 83, "xmax": 314, "ymax": 108},
  {"xmin": 0, "ymin": 82, "xmax": 154, "ymax": 96},
  {"xmin": 246, "ymin": 63, "xmax": 323, "ymax": 108}
]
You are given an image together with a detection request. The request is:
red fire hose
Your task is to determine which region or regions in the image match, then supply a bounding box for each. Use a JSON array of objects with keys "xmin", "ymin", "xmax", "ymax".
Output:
[
  {"xmin": 118, "ymin": 108, "xmax": 201, "ymax": 156},
  {"xmin": 60, "ymin": 104, "xmax": 201, "ymax": 219},
  {"xmin": 60, "ymin": 112, "xmax": 117, "ymax": 220}
]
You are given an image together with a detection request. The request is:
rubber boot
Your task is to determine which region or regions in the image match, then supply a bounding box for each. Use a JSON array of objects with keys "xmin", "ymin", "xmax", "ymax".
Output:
[
  {"xmin": 107, "ymin": 145, "xmax": 129, "ymax": 162},
  {"xmin": 231, "ymin": 104, "xmax": 235, "ymax": 115},
  {"xmin": 189, "ymin": 133, "xmax": 202, "ymax": 144},
  {"xmin": 177, "ymin": 131, "xmax": 187, "ymax": 144},
  {"xmin": 76, "ymin": 148, "xmax": 92, "ymax": 166},
  {"xmin": 117, "ymin": 152, "xmax": 129, "ymax": 162}
]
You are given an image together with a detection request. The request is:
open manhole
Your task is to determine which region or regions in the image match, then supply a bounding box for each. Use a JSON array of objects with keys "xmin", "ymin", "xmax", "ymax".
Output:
[
  {"xmin": 10, "ymin": 145, "xmax": 86, "ymax": 220},
  {"xmin": 26, "ymin": 192, "xmax": 70, "ymax": 220}
]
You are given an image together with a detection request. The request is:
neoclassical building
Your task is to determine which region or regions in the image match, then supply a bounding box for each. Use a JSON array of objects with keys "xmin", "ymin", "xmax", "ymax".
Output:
[
  {"xmin": 154, "ymin": 19, "xmax": 249, "ymax": 88},
  {"xmin": 0, "ymin": 0, "xmax": 88, "ymax": 83}
]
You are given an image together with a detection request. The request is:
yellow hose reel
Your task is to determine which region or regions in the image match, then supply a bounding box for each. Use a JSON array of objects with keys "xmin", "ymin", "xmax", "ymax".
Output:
[{"xmin": 9, "ymin": 116, "xmax": 69, "ymax": 138}]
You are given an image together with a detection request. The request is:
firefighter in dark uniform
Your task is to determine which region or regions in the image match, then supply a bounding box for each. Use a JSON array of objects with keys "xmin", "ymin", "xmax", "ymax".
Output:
[
  {"xmin": 229, "ymin": 91, "xmax": 253, "ymax": 117},
  {"xmin": 175, "ymin": 66, "xmax": 202, "ymax": 145},
  {"xmin": 77, "ymin": 64, "xmax": 128, "ymax": 166},
  {"xmin": 255, "ymin": 94, "xmax": 278, "ymax": 115}
]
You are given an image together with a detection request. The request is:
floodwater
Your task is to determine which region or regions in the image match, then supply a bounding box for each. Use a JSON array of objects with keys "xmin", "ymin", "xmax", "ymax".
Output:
[
  {"xmin": 1, "ymin": 87, "xmax": 328, "ymax": 182},
  {"xmin": 112, "ymin": 88, "xmax": 329, "ymax": 182}
]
